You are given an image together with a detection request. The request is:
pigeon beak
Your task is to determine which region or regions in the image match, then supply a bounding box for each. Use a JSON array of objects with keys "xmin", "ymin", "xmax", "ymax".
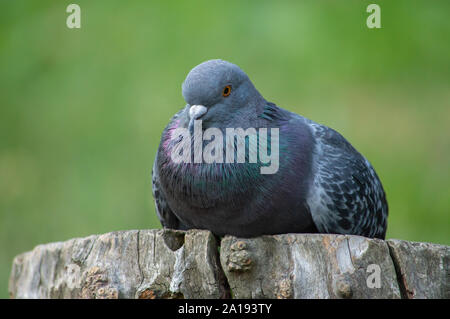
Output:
[{"xmin": 188, "ymin": 104, "xmax": 207, "ymax": 133}]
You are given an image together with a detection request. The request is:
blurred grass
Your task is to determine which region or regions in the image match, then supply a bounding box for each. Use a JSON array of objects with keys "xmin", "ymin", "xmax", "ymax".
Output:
[{"xmin": 0, "ymin": 0, "xmax": 449, "ymax": 298}]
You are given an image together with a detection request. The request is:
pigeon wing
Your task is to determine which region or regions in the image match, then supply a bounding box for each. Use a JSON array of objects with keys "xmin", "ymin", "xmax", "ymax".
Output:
[
  {"xmin": 306, "ymin": 121, "xmax": 388, "ymax": 239},
  {"xmin": 152, "ymin": 156, "xmax": 187, "ymax": 230}
]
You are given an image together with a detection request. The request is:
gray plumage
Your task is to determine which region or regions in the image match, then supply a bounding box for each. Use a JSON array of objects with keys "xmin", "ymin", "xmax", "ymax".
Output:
[{"xmin": 152, "ymin": 59, "xmax": 388, "ymax": 239}]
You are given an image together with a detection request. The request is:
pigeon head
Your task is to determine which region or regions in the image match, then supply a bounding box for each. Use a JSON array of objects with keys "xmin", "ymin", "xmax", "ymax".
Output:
[{"xmin": 182, "ymin": 59, "xmax": 265, "ymax": 130}]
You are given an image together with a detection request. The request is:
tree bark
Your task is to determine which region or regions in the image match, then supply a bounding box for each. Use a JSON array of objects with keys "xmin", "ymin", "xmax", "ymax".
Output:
[{"xmin": 9, "ymin": 229, "xmax": 449, "ymax": 299}]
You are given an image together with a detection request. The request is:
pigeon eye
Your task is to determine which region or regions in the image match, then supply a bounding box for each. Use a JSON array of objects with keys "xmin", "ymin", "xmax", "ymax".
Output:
[{"xmin": 222, "ymin": 85, "xmax": 231, "ymax": 97}]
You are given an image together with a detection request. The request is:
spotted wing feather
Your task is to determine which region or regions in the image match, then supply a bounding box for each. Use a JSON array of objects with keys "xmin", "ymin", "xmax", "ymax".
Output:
[
  {"xmin": 306, "ymin": 121, "xmax": 388, "ymax": 239},
  {"xmin": 152, "ymin": 157, "xmax": 187, "ymax": 230}
]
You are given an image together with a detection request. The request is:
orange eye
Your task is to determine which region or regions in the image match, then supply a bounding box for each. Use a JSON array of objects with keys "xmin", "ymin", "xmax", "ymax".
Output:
[{"xmin": 222, "ymin": 85, "xmax": 231, "ymax": 97}]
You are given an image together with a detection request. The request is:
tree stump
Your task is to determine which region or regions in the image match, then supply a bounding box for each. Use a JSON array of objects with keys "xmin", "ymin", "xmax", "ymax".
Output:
[{"xmin": 9, "ymin": 229, "xmax": 449, "ymax": 299}]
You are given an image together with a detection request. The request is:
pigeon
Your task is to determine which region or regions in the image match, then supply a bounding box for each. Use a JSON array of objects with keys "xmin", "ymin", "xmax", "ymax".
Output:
[{"xmin": 152, "ymin": 59, "xmax": 388, "ymax": 239}]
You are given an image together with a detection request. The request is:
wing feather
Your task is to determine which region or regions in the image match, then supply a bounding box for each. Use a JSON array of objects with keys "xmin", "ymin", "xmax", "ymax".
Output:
[
  {"xmin": 152, "ymin": 156, "xmax": 187, "ymax": 230},
  {"xmin": 306, "ymin": 121, "xmax": 388, "ymax": 239}
]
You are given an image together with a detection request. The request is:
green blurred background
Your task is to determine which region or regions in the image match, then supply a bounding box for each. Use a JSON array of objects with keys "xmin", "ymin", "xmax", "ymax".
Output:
[{"xmin": 0, "ymin": 0, "xmax": 449, "ymax": 298}]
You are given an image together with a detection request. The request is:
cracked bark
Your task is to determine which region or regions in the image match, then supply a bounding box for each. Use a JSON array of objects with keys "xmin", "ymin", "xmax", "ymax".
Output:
[
  {"xmin": 386, "ymin": 239, "xmax": 449, "ymax": 299},
  {"xmin": 9, "ymin": 230, "xmax": 449, "ymax": 299}
]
